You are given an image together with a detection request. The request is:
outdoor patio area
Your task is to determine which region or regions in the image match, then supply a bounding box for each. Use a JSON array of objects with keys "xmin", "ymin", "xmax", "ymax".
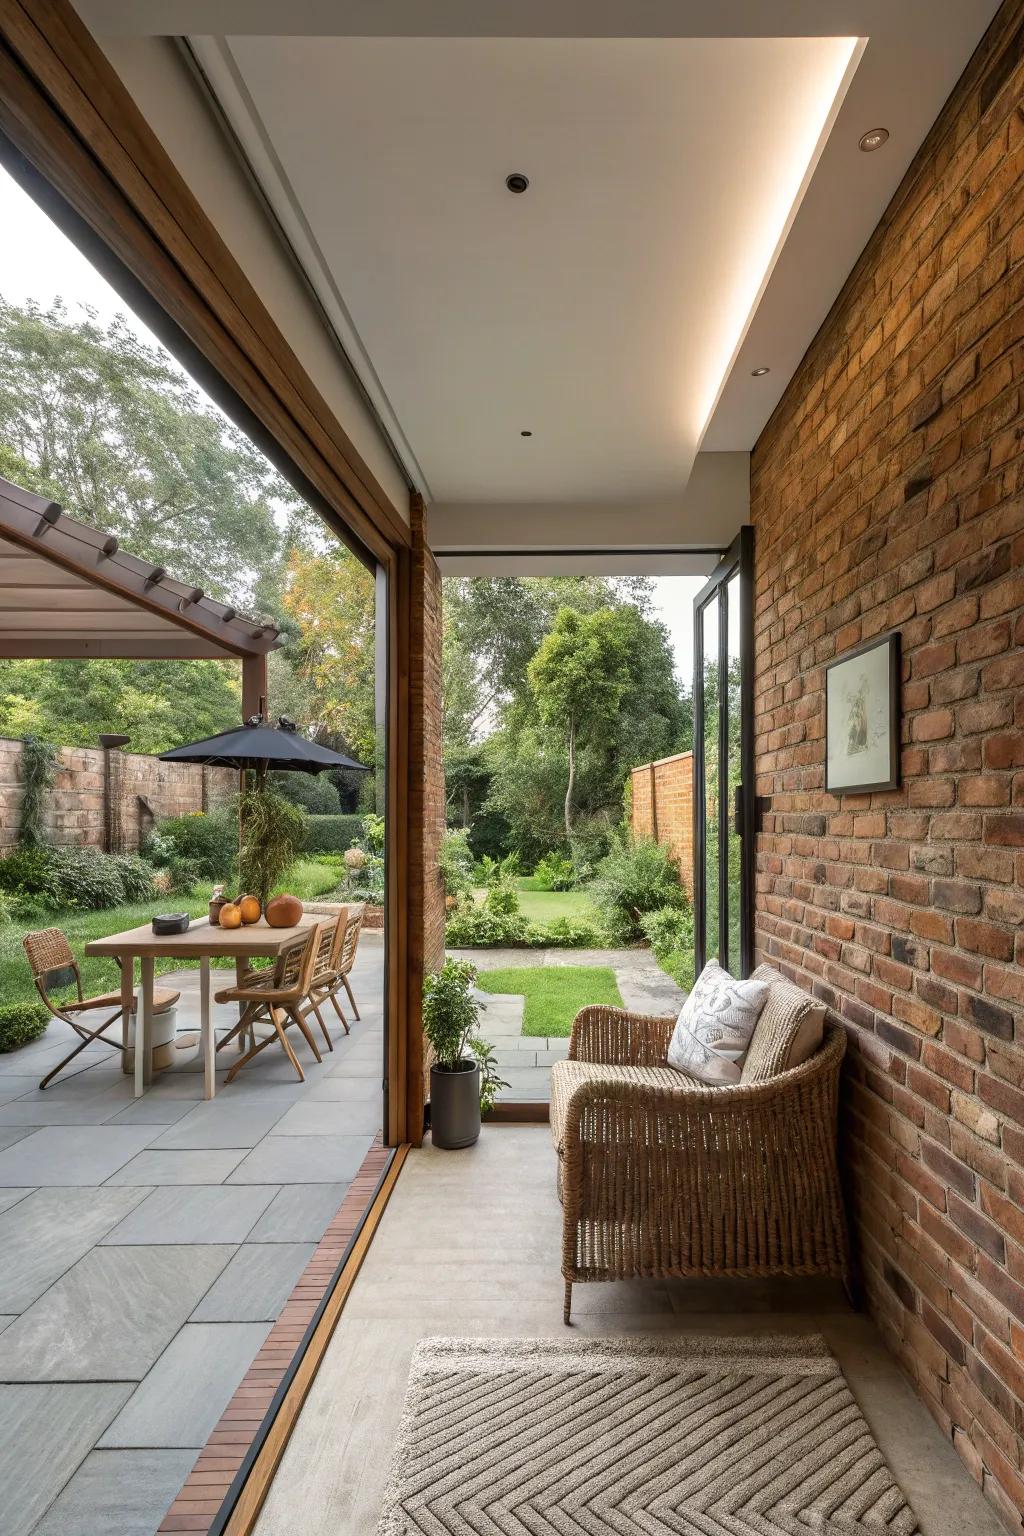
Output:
[
  {"xmin": 450, "ymin": 946, "xmax": 686, "ymax": 1102},
  {"xmin": 0, "ymin": 931, "xmax": 383, "ymax": 1536}
]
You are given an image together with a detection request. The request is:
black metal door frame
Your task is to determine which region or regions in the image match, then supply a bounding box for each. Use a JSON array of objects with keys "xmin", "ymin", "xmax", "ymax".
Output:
[{"xmin": 693, "ymin": 525, "xmax": 754, "ymax": 977}]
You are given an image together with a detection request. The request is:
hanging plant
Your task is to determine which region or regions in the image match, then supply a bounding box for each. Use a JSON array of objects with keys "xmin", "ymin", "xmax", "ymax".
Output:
[{"xmin": 19, "ymin": 736, "xmax": 59, "ymax": 849}]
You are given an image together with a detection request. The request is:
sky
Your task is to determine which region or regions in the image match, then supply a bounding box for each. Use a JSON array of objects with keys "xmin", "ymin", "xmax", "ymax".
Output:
[{"xmin": 0, "ymin": 163, "xmax": 709, "ymax": 685}]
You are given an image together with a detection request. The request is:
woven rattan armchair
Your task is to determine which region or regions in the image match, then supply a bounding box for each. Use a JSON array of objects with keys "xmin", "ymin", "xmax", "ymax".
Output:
[{"xmin": 556, "ymin": 1005, "xmax": 849, "ymax": 1323}]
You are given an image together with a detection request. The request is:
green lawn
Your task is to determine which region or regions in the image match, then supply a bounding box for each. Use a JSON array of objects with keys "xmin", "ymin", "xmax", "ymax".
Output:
[
  {"xmin": 0, "ymin": 856, "xmax": 342, "ymax": 1007},
  {"xmin": 471, "ymin": 886, "xmax": 598, "ymax": 924},
  {"xmin": 476, "ymin": 964, "xmax": 622, "ymax": 1038}
]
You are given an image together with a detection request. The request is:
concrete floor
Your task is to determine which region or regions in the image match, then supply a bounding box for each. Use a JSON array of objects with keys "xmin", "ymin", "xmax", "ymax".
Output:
[
  {"xmin": 253, "ymin": 1125, "xmax": 1003, "ymax": 1536},
  {"xmin": 0, "ymin": 934, "xmax": 384, "ymax": 1536},
  {"xmin": 449, "ymin": 946, "xmax": 686, "ymax": 1101}
]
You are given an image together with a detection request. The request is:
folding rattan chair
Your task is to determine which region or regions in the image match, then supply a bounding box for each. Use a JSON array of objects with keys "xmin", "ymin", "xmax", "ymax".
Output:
[
  {"xmin": 214, "ymin": 923, "xmax": 325, "ymax": 1084},
  {"xmin": 23, "ymin": 927, "xmax": 180, "ymax": 1090}
]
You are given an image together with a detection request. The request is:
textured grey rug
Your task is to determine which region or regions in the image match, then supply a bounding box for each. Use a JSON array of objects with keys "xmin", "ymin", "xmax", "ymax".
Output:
[{"xmin": 378, "ymin": 1334, "xmax": 919, "ymax": 1535}]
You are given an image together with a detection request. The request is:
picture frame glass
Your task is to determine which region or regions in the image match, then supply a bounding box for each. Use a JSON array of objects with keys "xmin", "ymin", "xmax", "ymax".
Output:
[{"xmin": 827, "ymin": 638, "xmax": 895, "ymax": 792}]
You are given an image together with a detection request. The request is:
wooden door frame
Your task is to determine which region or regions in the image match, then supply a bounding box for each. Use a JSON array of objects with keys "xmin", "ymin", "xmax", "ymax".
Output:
[{"xmin": 0, "ymin": 0, "xmax": 426, "ymax": 1143}]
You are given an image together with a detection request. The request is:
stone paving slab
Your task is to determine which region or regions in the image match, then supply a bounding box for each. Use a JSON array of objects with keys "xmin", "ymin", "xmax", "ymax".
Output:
[
  {"xmin": 0, "ymin": 1244, "xmax": 236, "ymax": 1381},
  {"xmin": 247, "ymin": 1181, "xmax": 352, "ymax": 1243},
  {"xmin": 0, "ymin": 1185, "xmax": 150, "ymax": 1311},
  {"xmin": 98, "ymin": 1321, "xmax": 273, "ymax": 1449},
  {"xmin": 0, "ymin": 1125, "xmax": 158, "ymax": 1186},
  {"xmin": 0, "ymin": 1382, "xmax": 132, "ymax": 1536},
  {"xmin": 99, "ymin": 1184, "xmax": 279, "ymax": 1246},
  {"xmin": 32, "ymin": 1448, "xmax": 200, "ymax": 1536},
  {"xmin": 191, "ymin": 1242, "xmax": 317, "ymax": 1322}
]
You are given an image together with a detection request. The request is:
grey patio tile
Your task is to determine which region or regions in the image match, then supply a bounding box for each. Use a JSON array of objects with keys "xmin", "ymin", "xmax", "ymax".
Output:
[
  {"xmin": 247, "ymin": 1181, "xmax": 349, "ymax": 1242},
  {"xmin": 0, "ymin": 1077, "xmax": 42, "ymax": 1105},
  {"xmin": 0, "ymin": 1243, "xmax": 234, "ymax": 1380},
  {"xmin": 269, "ymin": 1099, "xmax": 382, "ymax": 1138},
  {"xmin": 32, "ymin": 1447, "xmax": 199, "ymax": 1536},
  {"xmin": 0, "ymin": 1186, "xmax": 151, "ymax": 1311},
  {"xmin": 305, "ymin": 1075, "xmax": 381, "ymax": 1102},
  {"xmin": 191, "ymin": 1242, "xmax": 316, "ymax": 1321},
  {"xmin": 0, "ymin": 1383, "xmax": 131, "ymax": 1536},
  {"xmin": 106, "ymin": 1095, "xmax": 197, "ymax": 1125},
  {"xmin": 0, "ymin": 1127, "xmax": 34, "ymax": 1150},
  {"xmin": 0, "ymin": 1187, "xmax": 33, "ymax": 1214},
  {"xmin": 0, "ymin": 1097, "xmax": 129, "ymax": 1127},
  {"xmin": 325, "ymin": 1058, "xmax": 381, "ymax": 1079},
  {"xmin": 494, "ymin": 1067, "xmax": 552, "ymax": 1101},
  {"xmin": 133, "ymin": 1072, "xmax": 204, "ymax": 1100},
  {"xmin": 99, "ymin": 1321, "xmax": 272, "ymax": 1448},
  {"xmin": 228, "ymin": 1134, "xmax": 373, "ymax": 1184},
  {"xmin": 105, "ymin": 1148, "xmax": 248, "ymax": 1185},
  {"xmin": 0, "ymin": 1125, "xmax": 158, "ymax": 1186},
  {"xmin": 149, "ymin": 1098, "xmax": 292, "ymax": 1150},
  {"xmin": 100, "ymin": 1184, "xmax": 278, "ymax": 1245},
  {"xmin": 0, "ymin": 1315, "xmax": 13, "ymax": 1334}
]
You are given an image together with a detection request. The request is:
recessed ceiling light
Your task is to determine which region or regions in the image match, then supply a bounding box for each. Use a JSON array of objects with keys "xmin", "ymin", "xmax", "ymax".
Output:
[
  {"xmin": 859, "ymin": 127, "xmax": 889, "ymax": 152},
  {"xmin": 520, "ymin": 429, "xmax": 533, "ymax": 437},
  {"xmin": 751, "ymin": 366, "xmax": 770, "ymax": 377},
  {"xmin": 506, "ymin": 173, "xmax": 530, "ymax": 194}
]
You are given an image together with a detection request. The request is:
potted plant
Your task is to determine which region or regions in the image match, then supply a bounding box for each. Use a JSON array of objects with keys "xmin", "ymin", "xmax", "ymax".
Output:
[{"xmin": 423, "ymin": 957, "xmax": 488, "ymax": 1149}]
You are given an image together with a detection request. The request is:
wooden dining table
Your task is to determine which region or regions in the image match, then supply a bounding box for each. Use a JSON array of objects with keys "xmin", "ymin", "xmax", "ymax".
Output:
[{"xmin": 85, "ymin": 912, "xmax": 318, "ymax": 1100}]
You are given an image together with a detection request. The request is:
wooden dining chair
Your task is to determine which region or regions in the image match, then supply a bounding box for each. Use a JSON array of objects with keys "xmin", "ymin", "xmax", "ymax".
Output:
[
  {"xmin": 214, "ymin": 923, "xmax": 325, "ymax": 1084},
  {"xmin": 320, "ymin": 903, "xmax": 365, "ymax": 1025},
  {"xmin": 297, "ymin": 916, "xmax": 340, "ymax": 1053},
  {"xmin": 23, "ymin": 927, "xmax": 180, "ymax": 1090}
]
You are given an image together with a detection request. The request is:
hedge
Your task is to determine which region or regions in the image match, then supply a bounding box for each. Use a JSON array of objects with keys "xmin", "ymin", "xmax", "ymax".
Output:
[
  {"xmin": 0, "ymin": 1002, "xmax": 49, "ymax": 1053},
  {"xmin": 303, "ymin": 814, "xmax": 366, "ymax": 853}
]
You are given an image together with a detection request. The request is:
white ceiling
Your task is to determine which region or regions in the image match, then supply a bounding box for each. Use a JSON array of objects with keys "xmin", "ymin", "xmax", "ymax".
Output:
[{"xmin": 82, "ymin": 0, "xmax": 1001, "ymax": 522}]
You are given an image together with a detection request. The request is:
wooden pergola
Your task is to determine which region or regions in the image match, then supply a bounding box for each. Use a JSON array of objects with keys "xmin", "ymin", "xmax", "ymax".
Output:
[{"xmin": 0, "ymin": 474, "xmax": 280, "ymax": 715}]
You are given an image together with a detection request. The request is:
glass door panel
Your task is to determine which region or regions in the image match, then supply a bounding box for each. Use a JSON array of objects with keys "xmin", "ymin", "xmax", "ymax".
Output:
[{"xmin": 693, "ymin": 528, "xmax": 753, "ymax": 977}]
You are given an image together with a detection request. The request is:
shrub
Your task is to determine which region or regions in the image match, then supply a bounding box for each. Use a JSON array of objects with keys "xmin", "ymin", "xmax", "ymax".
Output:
[
  {"xmin": 343, "ymin": 850, "xmax": 385, "ymax": 906},
  {"xmin": 483, "ymin": 876, "xmax": 520, "ymax": 917},
  {"xmin": 0, "ymin": 1002, "xmax": 49, "ymax": 1052},
  {"xmin": 304, "ymin": 814, "xmax": 366, "ymax": 853},
  {"xmin": 157, "ymin": 809, "xmax": 238, "ymax": 880},
  {"xmin": 168, "ymin": 857, "xmax": 205, "ymax": 895},
  {"xmin": 591, "ymin": 836, "xmax": 686, "ymax": 942},
  {"xmin": 567, "ymin": 818, "xmax": 613, "ymax": 883},
  {"xmin": 363, "ymin": 812, "xmax": 386, "ymax": 854},
  {"xmin": 475, "ymin": 852, "xmax": 520, "ymax": 886},
  {"xmin": 641, "ymin": 905, "xmax": 696, "ymax": 992},
  {"xmin": 444, "ymin": 906, "xmax": 535, "ymax": 947},
  {"xmin": 533, "ymin": 851, "xmax": 575, "ymax": 891},
  {"xmin": 271, "ymin": 770, "xmax": 340, "ymax": 815},
  {"xmin": 0, "ymin": 845, "xmax": 155, "ymax": 912},
  {"xmin": 543, "ymin": 915, "xmax": 607, "ymax": 948},
  {"xmin": 439, "ymin": 829, "xmax": 474, "ymax": 905}
]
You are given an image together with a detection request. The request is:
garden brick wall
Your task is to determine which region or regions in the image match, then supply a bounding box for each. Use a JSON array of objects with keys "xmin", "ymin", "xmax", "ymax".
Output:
[
  {"xmin": 750, "ymin": 4, "xmax": 1024, "ymax": 1527},
  {"xmin": 631, "ymin": 751, "xmax": 694, "ymax": 896},
  {"xmin": 0, "ymin": 737, "xmax": 236, "ymax": 854}
]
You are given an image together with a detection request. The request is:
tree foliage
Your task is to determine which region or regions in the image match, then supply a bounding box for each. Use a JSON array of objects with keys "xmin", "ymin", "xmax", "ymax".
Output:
[{"xmin": 281, "ymin": 546, "xmax": 377, "ymax": 766}]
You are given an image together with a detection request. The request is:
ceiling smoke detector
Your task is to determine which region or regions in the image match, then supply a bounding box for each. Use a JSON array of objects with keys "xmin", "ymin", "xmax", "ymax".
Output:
[
  {"xmin": 751, "ymin": 366, "xmax": 770, "ymax": 377},
  {"xmin": 505, "ymin": 172, "xmax": 530, "ymax": 194},
  {"xmin": 859, "ymin": 127, "xmax": 889, "ymax": 152}
]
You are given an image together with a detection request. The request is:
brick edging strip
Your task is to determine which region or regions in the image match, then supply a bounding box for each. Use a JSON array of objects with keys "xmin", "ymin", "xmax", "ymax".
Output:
[{"xmin": 158, "ymin": 1136, "xmax": 393, "ymax": 1534}]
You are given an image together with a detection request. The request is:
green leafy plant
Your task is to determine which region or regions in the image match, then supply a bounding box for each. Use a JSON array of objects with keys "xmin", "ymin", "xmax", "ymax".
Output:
[
  {"xmin": 422, "ymin": 956, "xmax": 483, "ymax": 1071},
  {"xmin": 303, "ymin": 814, "xmax": 367, "ymax": 854},
  {"xmin": 470, "ymin": 1035, "xmax": 509, "ymax": 1113},
  {"xmin": 363, "ymin": 812, "xmax": 386, "ymax": 854},
  {"xmin": 439, "ymin": 828, "xmax": 474, "ymax": 906},
  {"xmin": 591, "ymin": 836, "xmax": 686, "ymax": 942},
  {"xmin": 0, "ymin": 1001, "xmax": 49, "ymax": 1052},
  {"xmin": 640, "ymin": 905, "xmax": 696, "ymax": 992},
  {"xmin": 238, "ymin": 787, "xmax": 306, "ymax": 909},
  {"xmin": 155, "ymin": 809, "xmax": 238, "ymax": 881},
  {"xmin": 483, "ymin": 876, "xmax": 520, "ymax": 918},
  {"xmin": 542, "ymin": 915, "xmax": 606, "ymax": 947},
  {"xmin": 18, "ymin": 735, "xmax": 58, "ymax": 848},
  {"xmin": 0, "ymin": 845, "xmax": 155, "ymax": 912},
  {"xmin": 475, "ymin": 851, "xmax": 520, "ymax": 886},
  {"xmin": 533, "ymin": 851, "xmax": 575, "ymax": 891},
  {"xmin": 271, "ymin": 770, "xmax": 340, "ymax": 814}
]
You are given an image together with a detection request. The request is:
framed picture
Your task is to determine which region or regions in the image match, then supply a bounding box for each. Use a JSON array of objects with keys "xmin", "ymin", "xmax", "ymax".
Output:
[{"xmin": 825, "ymin": 631, "xmax": 901, "ymax": 794}]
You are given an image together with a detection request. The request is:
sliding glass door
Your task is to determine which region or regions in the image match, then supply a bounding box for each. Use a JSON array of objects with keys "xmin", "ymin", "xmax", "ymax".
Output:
[{"xmin": 693, "ymin": 527, "xmax": 754, "ymax": 976}]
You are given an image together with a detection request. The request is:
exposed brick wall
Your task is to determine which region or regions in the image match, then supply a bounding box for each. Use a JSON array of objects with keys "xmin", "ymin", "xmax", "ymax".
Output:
[
  {"xmin": 631, "ymin": 751, "xmax": 694, "ymax": 896},
  {"xmin": 0, "ymin": 737, "xmax": 235, "ymax": 853},
  {"xmin": 750, "ymin": 6, "xmax": 1024, "ymax": 1527}
]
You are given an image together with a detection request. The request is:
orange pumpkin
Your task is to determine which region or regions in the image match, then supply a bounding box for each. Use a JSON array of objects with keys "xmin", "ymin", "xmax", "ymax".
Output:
[
  {"xmin": 265, "ymin": 893, "xmax": 303, "ymax": 928},
  {"xmin": 238, "ymin": 895, "xmax": 262, "ymax": 925},
  {"xmin": 219, "ymin": 902, "xmax": 243, "ymax": 930}
]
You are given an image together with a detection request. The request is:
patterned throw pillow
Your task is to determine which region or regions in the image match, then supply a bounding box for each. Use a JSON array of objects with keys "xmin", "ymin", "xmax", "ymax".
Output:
[{"xmin": 667, "ymin": 961, "xmax": 769, "ymax": 1085}]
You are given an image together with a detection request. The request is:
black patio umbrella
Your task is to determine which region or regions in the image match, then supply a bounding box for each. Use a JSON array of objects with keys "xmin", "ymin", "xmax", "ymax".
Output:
[{"xmin": 158, "ymin": 716, "xmax": 370, "ymax": 776}]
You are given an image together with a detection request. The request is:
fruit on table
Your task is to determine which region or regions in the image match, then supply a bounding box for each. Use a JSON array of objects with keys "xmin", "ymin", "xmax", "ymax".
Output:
[
  {"xmin": 265, "ymin": 892, "xmax": 303, "ymax": 928},
  {"xmin": 238, "ymin": 894, "xmax": 262, "ymax": 925},
  {"xmin": 219, "ymin": 902, "xmax": 243, "ymax": 930}
]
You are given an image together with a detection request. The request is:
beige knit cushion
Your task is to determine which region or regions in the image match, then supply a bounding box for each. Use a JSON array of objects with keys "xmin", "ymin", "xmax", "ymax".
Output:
[
  {"xmin": 740, "ymin": 964, "xmax": 826, "ymax": 1083},
  {"xmin": 550, "ymin": 1058, "xmax": 700, "ymax": 1152}
]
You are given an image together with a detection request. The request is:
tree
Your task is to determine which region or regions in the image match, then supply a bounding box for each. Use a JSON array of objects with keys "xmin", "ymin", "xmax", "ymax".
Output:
[
  {"xmin": 528, "ymin": 608, "xmax": 630, "ymax": 836},
  {"xmin": 0, "ymin": 298, "xmax": 312, "ymax": 605},
  {"xmin": 281, "ymin": 545, "xmax": 377, "ymax": 764}
]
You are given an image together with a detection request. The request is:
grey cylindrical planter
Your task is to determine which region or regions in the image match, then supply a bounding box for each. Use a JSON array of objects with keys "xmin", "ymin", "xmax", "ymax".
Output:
[{"xmin": 430, "ymin": 1061, "xmax": 481, "ymax": 1149}]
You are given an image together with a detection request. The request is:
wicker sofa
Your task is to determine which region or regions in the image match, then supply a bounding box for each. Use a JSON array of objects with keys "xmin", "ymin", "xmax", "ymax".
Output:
[{"xmin": 551, "ymin": 967, "xmax": 850, "ymax": 1323}]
